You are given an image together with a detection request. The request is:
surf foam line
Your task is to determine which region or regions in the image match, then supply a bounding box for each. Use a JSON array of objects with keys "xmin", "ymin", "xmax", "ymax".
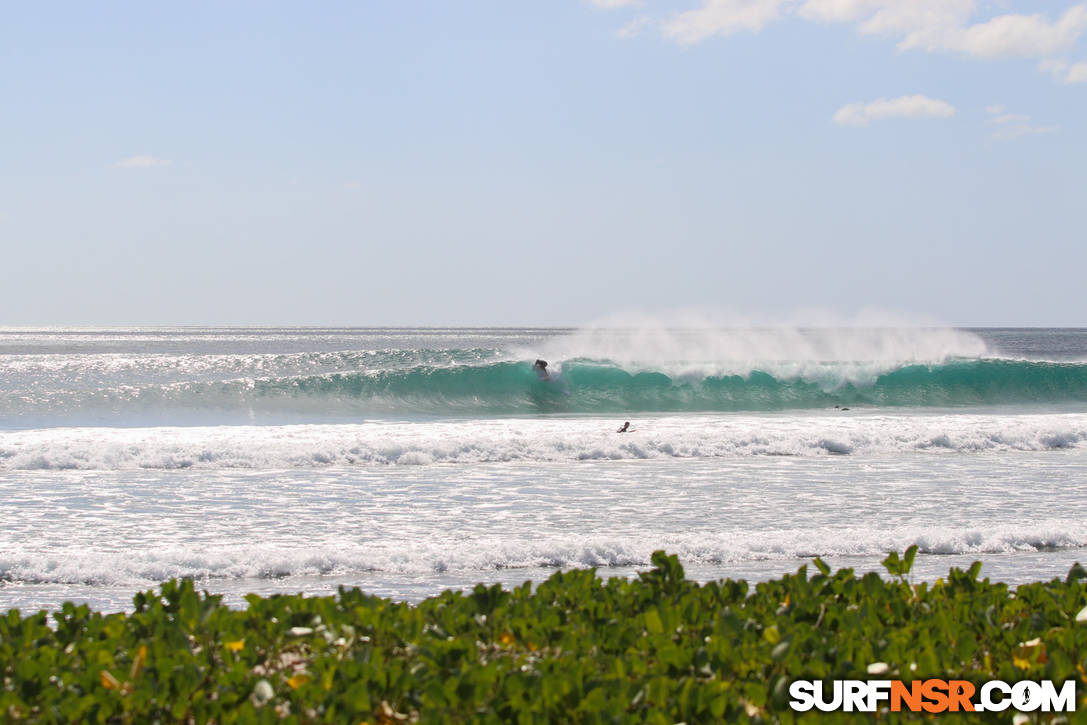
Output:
[
  {"xmin": 2, "ymin": 413, "xmax": 1085, "ymax": 470},
  {"xmin": 3, "ymin": 524, "xmax": 1085, "ymax": 586},
  {"xmin": 5, "ymin": 358, "xmax": 1087, "ymax": 424}
]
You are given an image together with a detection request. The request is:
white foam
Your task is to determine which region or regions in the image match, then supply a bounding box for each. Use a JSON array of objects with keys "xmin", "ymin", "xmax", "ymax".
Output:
[
  {"xmin": 3, "ymin": 523, "xmax": 1084, "ymax": 587},
  {"xmin": 2, "ymin": 412, "xmax": 1084, "ymax": 470}
]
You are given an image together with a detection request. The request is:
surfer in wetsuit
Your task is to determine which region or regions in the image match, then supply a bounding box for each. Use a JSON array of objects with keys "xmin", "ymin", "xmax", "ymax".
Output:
[
  {"xmin": 617, "ymin": 421, "xmax": 631, "ymax": 433},
  {"xmin": 533, "ymin": 359, "xmax": 550, "ymax": 381}
]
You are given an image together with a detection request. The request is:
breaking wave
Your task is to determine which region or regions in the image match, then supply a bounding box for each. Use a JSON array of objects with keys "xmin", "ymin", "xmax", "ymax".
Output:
[
  {"xmin": 4, "ymin": 358, "xmax": 1087, "ymax": 424},
  {"xmin": 2, "ymin": 413, "xmax": 1084, "ymax": 470},
  {"xmin": 3, "ymin": 525, "xmax": 1085, "ymax": 587}
]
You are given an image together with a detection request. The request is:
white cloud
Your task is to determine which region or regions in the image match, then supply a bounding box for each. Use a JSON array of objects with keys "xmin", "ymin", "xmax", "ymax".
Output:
[
  {"xmin": 932, "ymin": 5, "xmax": 1087, "ymax": 58},
  {"xmin": 617, "ymin": 16, "xmax": 654, "ymax": 38},
  {"xmin": 797, "ymin": 0, "xmax": 879, "ymax": 24},
  {"xmin": 991, "ymin": 113, "xmax": 1030, "ymax": 125},
  {"xmin": 991, "ymin": 123, "xmax": 1058, "ymax": 140},
  {"xmin": 852, "ymin": 0, "xmax": 975, "ymax": 46},
  {"xmin": 657, "ymin": 1, "xmax": 1087, "ymax": 62},
  {"xmin": 1040, "ymin": 58, "xmax": 1068, "ymax": 76},
  {"xmin": 1040, "ymin": 57, "xmax": 1087, "ymax": 82},
  {"xmin": 984, "ymin": 104, "xmax": 1058, "ymax": 140},
  {"xmin": 113, "ymin": 155, "xmax": 171, "ymax": 168},
  {"xmin": 832, "ymin": 94, "xmax": 956, "ymax": 126},
  {"xmin": 663, "ymin": 0, "xmax": 789, "ymax": 44}
]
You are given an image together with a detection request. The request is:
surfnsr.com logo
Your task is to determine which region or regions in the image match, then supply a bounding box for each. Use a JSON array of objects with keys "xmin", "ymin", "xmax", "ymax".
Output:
[{"xmin": 789, "ymin": 679, "xmax": 1076, "ymax": 713}]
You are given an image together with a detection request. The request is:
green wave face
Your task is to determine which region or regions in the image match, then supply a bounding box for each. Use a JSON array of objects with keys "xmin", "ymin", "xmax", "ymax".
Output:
[{"xmin": 243, "ymin": 358, "xmax": 1087, "ymax": 414}]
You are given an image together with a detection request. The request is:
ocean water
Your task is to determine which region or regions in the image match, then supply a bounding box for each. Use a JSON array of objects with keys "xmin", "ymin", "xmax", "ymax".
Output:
[{"xmin": 2, "ymin": 326, "xmax": 1086, "ymax": 612}]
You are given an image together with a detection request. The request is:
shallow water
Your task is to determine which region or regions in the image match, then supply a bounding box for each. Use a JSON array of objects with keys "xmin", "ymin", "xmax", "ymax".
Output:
[{"xmin": 3, "ymin": 442, "xmax": 1086, "ymax": 612}]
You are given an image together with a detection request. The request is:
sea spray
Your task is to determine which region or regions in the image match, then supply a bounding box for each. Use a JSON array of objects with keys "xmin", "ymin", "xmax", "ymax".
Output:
[{"xmin": 530, "ymin": 321, "xmax": 992, "ymax": 379}]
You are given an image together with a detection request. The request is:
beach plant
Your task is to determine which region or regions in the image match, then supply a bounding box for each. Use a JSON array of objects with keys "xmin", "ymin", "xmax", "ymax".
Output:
[{"xmin": 1, "ymin": 551, "xmax": 1086, "ymax": 722}]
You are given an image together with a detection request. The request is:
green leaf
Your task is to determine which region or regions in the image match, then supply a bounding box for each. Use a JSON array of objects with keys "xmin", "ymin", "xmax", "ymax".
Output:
[
  {"xmin": 902, "ymin": 545, "xmax": 918, "ymax": 575},
  {"xmin": 881, "ymin": 552, "xmax": 902, "ymax": 577},
  {"xmin": 644, "ymin": 609, "xmax": 663, "ymax": 636}
]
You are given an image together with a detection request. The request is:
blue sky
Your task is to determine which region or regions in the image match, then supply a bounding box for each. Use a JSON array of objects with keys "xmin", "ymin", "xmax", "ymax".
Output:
[{"xmin": 1, "ymin": 1, "xmax": 1084, "ymax": 326}]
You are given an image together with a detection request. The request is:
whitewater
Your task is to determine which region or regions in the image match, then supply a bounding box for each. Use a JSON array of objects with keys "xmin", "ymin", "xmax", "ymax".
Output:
[{"xmin": 2, "ymin": 326, "xmax": 1085, "ymax": 611}]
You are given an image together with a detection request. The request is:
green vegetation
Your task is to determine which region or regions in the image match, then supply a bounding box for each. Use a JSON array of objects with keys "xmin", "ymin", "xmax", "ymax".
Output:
[{"xmin": 2, "ymin": 549, "xmax": 1086, "ymax": 722}]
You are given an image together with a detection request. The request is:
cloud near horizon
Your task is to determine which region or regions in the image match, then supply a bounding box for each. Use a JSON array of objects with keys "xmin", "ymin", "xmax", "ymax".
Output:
[
  {"xmin": 832, "ymin": 95, "xmax": 956, "ymax": 126},
  {"xmin": 113, "ymin": 155, "xmax": 171, "ymax": 168}
]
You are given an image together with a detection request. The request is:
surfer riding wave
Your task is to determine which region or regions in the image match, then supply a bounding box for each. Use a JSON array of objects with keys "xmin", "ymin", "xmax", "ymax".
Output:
[{"xmin": 533, "ymin": 359, "xmax": 551, "ymax": 381}]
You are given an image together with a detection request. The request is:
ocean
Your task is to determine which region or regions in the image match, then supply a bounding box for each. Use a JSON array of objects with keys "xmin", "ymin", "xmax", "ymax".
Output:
[{"xmin": 2, "ymin": 326, "xmax": 1085, "ymax": 613}]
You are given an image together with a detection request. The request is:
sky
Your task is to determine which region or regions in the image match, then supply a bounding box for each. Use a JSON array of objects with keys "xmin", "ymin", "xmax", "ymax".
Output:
[{"xmin": 1, "ymin": 0, "xmax": 1085, "ymax": 326}]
